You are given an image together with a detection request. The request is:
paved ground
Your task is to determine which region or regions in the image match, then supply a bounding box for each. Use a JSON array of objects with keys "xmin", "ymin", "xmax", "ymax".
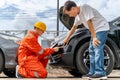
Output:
[{"xmin": 0, "ymin": 69, "xmax": 120, "ymax": 80}]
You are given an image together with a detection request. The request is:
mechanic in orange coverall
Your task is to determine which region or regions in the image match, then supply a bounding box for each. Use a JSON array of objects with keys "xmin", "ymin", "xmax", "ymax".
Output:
[{"xmin": 16, "ymin": 21, "xmax": 59, "ymax": 78}]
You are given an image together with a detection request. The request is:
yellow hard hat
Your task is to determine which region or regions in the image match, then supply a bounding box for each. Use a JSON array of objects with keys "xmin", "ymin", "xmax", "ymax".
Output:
[{"xmin": 34, "ymin": 21, "xmax": 46, "ymax": 31}]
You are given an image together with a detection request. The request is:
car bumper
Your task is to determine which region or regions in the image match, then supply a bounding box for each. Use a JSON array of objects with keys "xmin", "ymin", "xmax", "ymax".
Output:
[{"xmin": 49, "ymin": 52, "xmax": 75, "ymax": 69}]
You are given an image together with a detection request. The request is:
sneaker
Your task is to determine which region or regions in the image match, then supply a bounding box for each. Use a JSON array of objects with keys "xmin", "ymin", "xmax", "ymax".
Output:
[
  {"xmin": 82, "ymin": 74, "xmax": 92, "ymax": 78},
  {"xmin": 89, "ymin": 74, "xmax": 107, "ymax": 79}
]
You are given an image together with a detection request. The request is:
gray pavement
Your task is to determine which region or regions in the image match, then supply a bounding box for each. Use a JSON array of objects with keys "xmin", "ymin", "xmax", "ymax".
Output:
[{"xmin": 0, "ymin": 70, "xmax": 119, "ymax": 80}]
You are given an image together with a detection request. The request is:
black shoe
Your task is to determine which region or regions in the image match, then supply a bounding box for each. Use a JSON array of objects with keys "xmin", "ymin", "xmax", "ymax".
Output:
[
  {"xmin": 82, "ymin": 74, "xmax": 92, "ymax": 78},
  {"xmin": 16, "ymin": 72, "xmax": 25, "ymax": 78},
  {"xmin": 89, "ymin": 74, "xmax": 107, "ymax": 79}
]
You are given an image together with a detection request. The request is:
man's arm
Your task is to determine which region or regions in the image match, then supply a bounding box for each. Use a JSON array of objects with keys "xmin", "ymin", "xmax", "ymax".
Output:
[
  {"xmin": 63, "ymin": 25, "xmax": 78, "ymax": 45},
  {"xmin": 87, "ymin": 19, "xmax": 101, "ymax": 46},
  {"xmin": 87, "ymin": 19, "xmax": 96, "ymax": 38}
]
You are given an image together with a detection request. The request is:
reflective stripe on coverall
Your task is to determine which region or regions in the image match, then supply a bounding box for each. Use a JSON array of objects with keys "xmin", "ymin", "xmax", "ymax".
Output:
[{"xmin": 17, "ymin": 30, "xmax": 54, "ymax": 78}]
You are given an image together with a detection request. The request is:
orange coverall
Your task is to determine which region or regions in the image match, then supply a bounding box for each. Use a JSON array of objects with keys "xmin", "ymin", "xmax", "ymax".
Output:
[{"xmin": 17, "ymin": 30, "xmax": 54, "ymax": 78}]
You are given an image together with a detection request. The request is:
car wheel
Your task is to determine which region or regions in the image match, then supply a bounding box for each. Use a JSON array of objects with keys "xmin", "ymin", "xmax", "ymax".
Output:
[
  {"xmin": 68, "ymin": 69, "xmax": 83, "ymax": 77},
  {"xmin": 0, "ymin": 51, "xmax": 4, "ymax": 73},
  {"xmin": 76, "ymin": 42, "xmax": 115, "ymax": 75},
  {"xmin": 3, "ymin": 69, "xmax": 16, "ymax": 77}
]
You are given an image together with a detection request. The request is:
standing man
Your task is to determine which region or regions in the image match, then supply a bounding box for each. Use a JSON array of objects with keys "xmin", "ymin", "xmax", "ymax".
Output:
[
  {"xmin": 16, "ymin": 21, "xmax": 59, "ymax": 78},
  {"xmin": 62, "ymin": 0, "xmax": 109, "ymax": 79}
]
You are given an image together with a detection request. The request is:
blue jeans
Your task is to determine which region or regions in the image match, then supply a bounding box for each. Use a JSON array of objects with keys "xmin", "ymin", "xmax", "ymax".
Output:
[{"xmin": 88, "ymin": 31, "xmax": 108, "ymax": 76}]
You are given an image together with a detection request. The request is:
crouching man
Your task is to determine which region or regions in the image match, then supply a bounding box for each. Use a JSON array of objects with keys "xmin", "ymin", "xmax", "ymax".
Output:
[{"xmin": 16, "ymin": 21, "xmax": 59, "ymax": 78}]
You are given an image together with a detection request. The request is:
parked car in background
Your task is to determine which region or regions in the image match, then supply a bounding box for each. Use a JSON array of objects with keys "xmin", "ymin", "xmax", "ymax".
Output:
[
  {"xmin": 49, "ymin": 7, "xmax": 120, "ymax": 77},
  {"xmin": 0, "ymin": 32, "xmax": 20, "ymax": 77}
]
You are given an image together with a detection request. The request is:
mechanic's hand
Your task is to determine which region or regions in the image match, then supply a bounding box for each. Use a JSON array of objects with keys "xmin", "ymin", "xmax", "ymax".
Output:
[
  {"xmin": 53, "ymin": 47, "xmax": 59, "ymax": 52},
  {"xmin": 92, "ymin": 37, "xmax": 101, "ymax": 47},
  {"xmin": 63, "ymin": 38, "xmax": 69, "ymax": 45}
]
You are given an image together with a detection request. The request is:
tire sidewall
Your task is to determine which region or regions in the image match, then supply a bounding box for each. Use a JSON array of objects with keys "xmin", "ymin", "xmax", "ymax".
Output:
[
  {"xmin": 0, "ymin": 52, "xmax": 4, "ymax": 73},
  {"xmin": 76, "ymin": 42, "xmax": 115, "ymax": 75}
]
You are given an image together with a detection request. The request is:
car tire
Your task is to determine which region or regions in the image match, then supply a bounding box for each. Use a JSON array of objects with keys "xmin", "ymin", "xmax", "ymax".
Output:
[
  {"xmin": 76, "ymin": 42, "xmax": 115, "ymax": 75},
  {"xmin": 3, "ymin": 69, "xmax": 16, "ymax": 77},
  {"xmin": 0, "ymin": 51, "xmax": 4, "ymax": 73},
  {"xmin": 68, "ymin": 69, "xmax": 83, "ymax": 77}
]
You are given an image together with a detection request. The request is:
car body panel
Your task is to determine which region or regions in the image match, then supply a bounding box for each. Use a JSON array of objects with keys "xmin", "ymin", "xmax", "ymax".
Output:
[{"xmin": 0, "ymin": 33, "xmax": 19, "ymax": 69}]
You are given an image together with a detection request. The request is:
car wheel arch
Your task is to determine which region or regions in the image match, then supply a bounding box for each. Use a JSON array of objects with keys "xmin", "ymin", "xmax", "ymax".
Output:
[
  {"xmin": 0, "ymin": 48, "xmax": 6, "ymax": 64},
  {"xmin": 0, "ymin": 48, "xmax": 5, "ymax": 63},
  {"xmin": 75, "ymin": 41, "xmax": 115, "ymax": 75},
  {"xmin": 72, "ymin": 37, "xmax": 90, "ymax": 69},
  {"xmin": 71, "ymin": 37, "xmax": 117, "ymax": 74},
  {"xmin": 0, "ymin": 48, "xmax": 5, "ymax": 73},
  {"xmin": 72, "ymin": 36, "xmax": 119, "ymax": 67}
]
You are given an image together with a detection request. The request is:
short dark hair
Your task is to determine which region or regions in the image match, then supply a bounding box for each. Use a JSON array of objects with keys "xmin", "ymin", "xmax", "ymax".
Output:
[{"xmin": 63, "ymin": 0, "xmax": 77, "ymax": 12}]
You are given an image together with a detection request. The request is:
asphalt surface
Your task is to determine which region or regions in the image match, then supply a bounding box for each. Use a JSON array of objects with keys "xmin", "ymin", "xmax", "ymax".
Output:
[{"xmin": 0, "ymin": 70, "xmax": 120, "ymax": 80}]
